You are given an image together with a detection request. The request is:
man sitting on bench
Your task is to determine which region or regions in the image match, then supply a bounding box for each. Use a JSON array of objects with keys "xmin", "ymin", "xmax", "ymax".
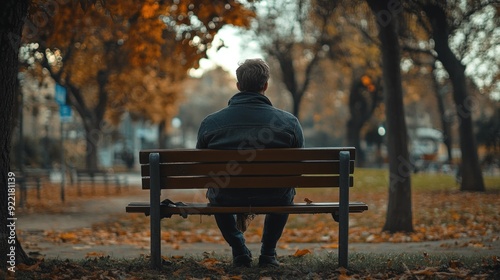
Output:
[{"xmin": 196, "ymin": 58, "xmax": 305, "ymax": 268}]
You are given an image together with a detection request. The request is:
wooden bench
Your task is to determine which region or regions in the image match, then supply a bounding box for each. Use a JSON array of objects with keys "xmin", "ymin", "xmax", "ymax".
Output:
[{"xmin": 126, "ymin": 148, "xmax": 368, "ymax": 269}]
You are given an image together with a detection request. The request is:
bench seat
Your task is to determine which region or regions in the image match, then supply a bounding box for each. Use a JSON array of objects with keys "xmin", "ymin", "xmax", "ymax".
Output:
[{"xmin": 126, "ymin": 202, "xmax": 368, "ymax": 216}]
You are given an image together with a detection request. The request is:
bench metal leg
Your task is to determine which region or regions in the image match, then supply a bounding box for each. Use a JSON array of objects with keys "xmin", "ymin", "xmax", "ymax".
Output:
[
  {"xmin": 338, "ymin": 151, "xmax": 350, "ymax": 268},
  {"xmin": 149, "ymin": 153, "xmax": 162, "ymax": 269}
]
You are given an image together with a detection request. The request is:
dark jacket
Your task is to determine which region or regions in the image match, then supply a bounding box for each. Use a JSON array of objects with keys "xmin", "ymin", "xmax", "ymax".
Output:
[{"xmin": 196, "ymin": 91, "xmax": 305, "ymax": 204}]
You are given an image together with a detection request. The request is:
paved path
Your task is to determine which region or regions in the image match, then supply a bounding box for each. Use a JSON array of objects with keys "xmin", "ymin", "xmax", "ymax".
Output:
[{"xmin": 16, "ymin": 195, "xmax": 500, "ymax": 260}]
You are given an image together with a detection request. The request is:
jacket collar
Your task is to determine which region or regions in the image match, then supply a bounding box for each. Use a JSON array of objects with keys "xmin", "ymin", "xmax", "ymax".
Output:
[{"xmin": 228, "ymin": 91, "xmax": 273, "ymax": 106}]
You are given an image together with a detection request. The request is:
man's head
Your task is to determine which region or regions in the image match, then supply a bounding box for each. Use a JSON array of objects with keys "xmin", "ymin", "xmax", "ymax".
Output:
[{"xmin": 236, "ymin": 58, "xmax": 270, "ymax": 93}]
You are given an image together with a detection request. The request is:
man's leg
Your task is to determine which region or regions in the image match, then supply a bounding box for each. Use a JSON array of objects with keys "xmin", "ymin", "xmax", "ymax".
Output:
[
  {"xmin": 261, "ymin": 213, "xmax": 289, "ymax": 256},
  {"xmin": 213, "ymin": 213, "xmax": 252, "ymax": 267},
  {"xmin": 213, "ymin": 214, "xmax": 246, "ymax": 254},
  {"xmin": 258, "ymin": 190, "xmax": 294, "ymax": 267}
]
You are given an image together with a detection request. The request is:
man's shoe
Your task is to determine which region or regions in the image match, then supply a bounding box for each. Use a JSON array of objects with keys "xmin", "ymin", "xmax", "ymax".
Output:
[
  {"xmin": 233, "ymin": 254, "xmax": 252, "ymax": 267},
  {"xmin": 258, "ymin": 254, "xmax": 280, "ymax": 267},
  {"xmin": 233, "ymin": 246, "xmax": 252, "ymax": 267}
]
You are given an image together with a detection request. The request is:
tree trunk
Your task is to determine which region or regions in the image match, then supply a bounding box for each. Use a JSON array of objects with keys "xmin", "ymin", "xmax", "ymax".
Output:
[
  {"xmin": 346, "ymin": 75, "xmax": 381, "ymax": 166},
  {"xmin": 158, "ymin": 121, "xmax": 167, "ymax": 148},
  {"xmin": 424, "ymin": 4, "xmax": 485, "ymax": 192},
  {"xmin": 346, "ymin": 120, "xmax": 364, "ymax": 166},
  {"xmin": 291, "ymin": 96, "xmax": 302, "ymax": 118},
  {"xmin": 66, "ymin": 77, "xmax": 107, "ymax": 171},
  {"xmin": 82, "ymin": 117, "xmax": 102, "ymax": 171},
  {"xmin": 273, "ymin": 50, "xmax": 303, "ymax": 118},
  {"xmin": 367, "ymin": 0, "xmax": 414, "ymax": 233},
  {"xmin": 347, "ymin": 77, "xmax": 364, "ymax": 160},
  {"xmin": 85, "ymin": 134, "xmax": 99, "ymax": 171},
  {"xmin": 431, "ymin": 62, "xmax": 453, "ymax": 163},
  {"xmin": 1, "ymin": 0, "xmax": 33, "ymax": 271}
]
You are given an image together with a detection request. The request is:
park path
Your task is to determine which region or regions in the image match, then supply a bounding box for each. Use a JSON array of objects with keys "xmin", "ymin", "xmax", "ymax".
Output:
[{"xmin": 15, "ymin": 193, "xmax": 500, "ymax": 260}]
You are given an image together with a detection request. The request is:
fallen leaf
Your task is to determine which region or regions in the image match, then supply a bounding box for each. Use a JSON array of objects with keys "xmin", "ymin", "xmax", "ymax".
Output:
[
  {"xmin": 200, "ymin": 258, "xmax": 219, "ymax": 266},
  {"xmin": 293, "ymin": 249, "xmax": 312, "ymax": 257},
  {"xmin": 449, "ymin": 260, "xmax": 462, "ymax": 269},
  {"xmin": 17, "ymin": 261, "xmax": 41, "ymax": 271},
  {"xmin": 412, "ymin": 267, "xmax": 438, "ymax": 276},
  {"xmin": 321, "ymin": 243, "xmax": 338, "ymax": 249},
  {"xmin": 85, "ymin": 251, "xmax": 106, "ymax": 258},
  {"xmin": 59, "ymin": 232, "xmax": 78, "ymax": 242},
  {"xmin": 338, "ymin": 267, "xmax": 351, "ymax": 280},
  {"xmin": 304, "ymin": 198, "xmax": 313, "ymax": 204}
]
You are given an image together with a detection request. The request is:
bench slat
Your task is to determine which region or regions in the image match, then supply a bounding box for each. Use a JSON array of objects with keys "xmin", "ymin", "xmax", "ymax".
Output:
[
  {"xmin": 139, "ymin": 148, "xmax": 355, "ymax": 164},
  {"xmin": 141, "ymin": 175, "xmax": 353, "ymax": 189},
  {"xmin": 126, "ymin": 202, "xmax": 368, "ymax": 215},
  {"xmin": 140, "ymin": 161, "xmax": 355, "ymax": 176}
]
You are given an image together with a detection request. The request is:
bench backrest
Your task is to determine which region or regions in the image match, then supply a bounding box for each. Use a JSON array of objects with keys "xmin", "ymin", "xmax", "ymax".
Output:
[{"xmin": 139, "ymin": 148, "xmax": 355, "ymax": 190}]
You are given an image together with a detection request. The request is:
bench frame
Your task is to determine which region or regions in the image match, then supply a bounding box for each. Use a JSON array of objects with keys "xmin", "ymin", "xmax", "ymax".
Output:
[{"xmin": 126, "ymin": 148, "xmax": 368, "ymax": 269}]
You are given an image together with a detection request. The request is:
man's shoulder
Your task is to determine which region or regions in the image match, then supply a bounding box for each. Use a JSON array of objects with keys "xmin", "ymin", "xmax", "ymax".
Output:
[
  {"xmin": 201, "ymin": 107, "xmax": 226, "ymax": 121},
  {"xmin": 270, "ymin": 107, "xmax": 299, "ymax": 122}
]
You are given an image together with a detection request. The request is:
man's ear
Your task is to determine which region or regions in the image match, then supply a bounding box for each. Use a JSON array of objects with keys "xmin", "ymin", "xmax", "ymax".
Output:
[
  {"xmin": 262, "ymin": 82, "xmax": 268, "ymax": 92},
  {"xmin": 236, "ymin": 82, "xmax": 241, "ymax": 91}
]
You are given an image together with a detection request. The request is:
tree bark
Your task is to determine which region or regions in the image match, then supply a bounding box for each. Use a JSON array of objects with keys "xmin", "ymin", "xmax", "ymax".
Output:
[
  {"xmin": 158, "ymin": 121, "xmax": 167, "ymax": 148},
  {"xmin": 366, "ymin": 0, "xmax": 414, "ymax": 233},
  {"xmin": 424, "ymin": 4, "xmax": 485, "ymax": 192},
  {"xmin": 1, "ymin": 0, "xmax": 33, "ymax": 271},
  {"xmin": 346, "ymin": 74, "xmax": 382, "ymax": 166},
  {"xmin": 64, "ymin": 79, "xmax": 105, "ymax": 171},
  {"xmin": 431, "ymin": 62, "xmax": 453, "ymax": 164}
]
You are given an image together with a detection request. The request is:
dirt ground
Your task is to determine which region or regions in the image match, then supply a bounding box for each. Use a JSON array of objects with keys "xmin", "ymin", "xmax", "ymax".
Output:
[{"xmin": 16, "ymin": 193, "xmax": 500, "ymax": 260}]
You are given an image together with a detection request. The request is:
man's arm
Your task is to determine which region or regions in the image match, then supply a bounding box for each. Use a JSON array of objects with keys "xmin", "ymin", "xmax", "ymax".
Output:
[
  {"xmin": 294, "ymin": 119, "xmax": 305, "ymax": 148},
  {"xmin": 196, "ymin": 119, "xmax": 207, "ymax": 149}
]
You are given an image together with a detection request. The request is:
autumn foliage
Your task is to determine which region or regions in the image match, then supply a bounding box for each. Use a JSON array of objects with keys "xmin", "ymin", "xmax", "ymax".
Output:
[{"xmin": 23, "ymin": 0, "xmax": 256, "ymax": 125}]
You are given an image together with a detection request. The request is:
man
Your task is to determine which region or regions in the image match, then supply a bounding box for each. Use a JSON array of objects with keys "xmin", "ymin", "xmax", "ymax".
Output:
[{"xmin": 196, "ymin": 58, "xmax": 305, "ymax": 267}]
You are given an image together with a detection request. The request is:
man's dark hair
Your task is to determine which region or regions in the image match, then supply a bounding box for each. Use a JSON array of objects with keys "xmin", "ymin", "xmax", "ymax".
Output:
[{"xmin": 236, "ymin": 58, "xmax": 270, "ymax": 92}]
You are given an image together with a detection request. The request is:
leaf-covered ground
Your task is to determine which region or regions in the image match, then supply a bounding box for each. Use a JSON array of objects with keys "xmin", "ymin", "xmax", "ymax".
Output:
[
  {"xmin": 17, "ymin": 170, "xmax": 500, "ymax": 249},
  {"xmin": 7, "ymin": 252, "xmax": 500, "ymax": 279},
  {"xmin": 8, "ymin": 169, "xmax": 500, "ymax": 279}
]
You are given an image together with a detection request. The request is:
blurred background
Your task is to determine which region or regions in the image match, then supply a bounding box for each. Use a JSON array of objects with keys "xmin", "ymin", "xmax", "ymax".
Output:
[{"xmin": 10, "ymin": 0, "xmax": 499, "ymax": 179}]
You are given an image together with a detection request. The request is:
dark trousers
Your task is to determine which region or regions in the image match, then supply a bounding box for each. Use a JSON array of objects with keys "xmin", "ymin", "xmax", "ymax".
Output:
[{"xmin": 208, "ymin": 190, "xmax": 294, "ymax": 256}]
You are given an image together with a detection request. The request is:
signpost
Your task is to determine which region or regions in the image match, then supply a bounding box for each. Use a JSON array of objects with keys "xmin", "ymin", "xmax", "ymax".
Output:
[{"xmin": 55, "ymin": 83, "xmax": 71, "ymax": 202}]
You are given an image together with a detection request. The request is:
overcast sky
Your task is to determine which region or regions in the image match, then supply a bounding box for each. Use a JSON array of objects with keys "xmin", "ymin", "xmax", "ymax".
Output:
[{"xmin": 189, "ymin": 25, "xmax": 262, "ymax": 78}]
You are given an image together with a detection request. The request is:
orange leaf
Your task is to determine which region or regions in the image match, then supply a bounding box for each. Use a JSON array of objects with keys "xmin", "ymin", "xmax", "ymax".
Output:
[
  {"xmin": 85, "ymin": 251, "xmax": 106, "ymax": 258},
  {"xmin": 321, "ymin": 243, "xmax": 338, "ymax": 249},
  {"xmin": 304, "ymin": 198, "xmax": 313, "ymax": 204},
  {"xmin": 293, "ymin": 249, "xmax": 312, "ymax": 257},
  {"xmin": 59, "ymin": 232, "xmax": 78, "ymax": 242},
  {"xmin": 200, "ymin": 258, "xmax": 219, "ymax": 266},
  {"xmin": 412, "ymin": 267, "xmax": 437, "ymax": 276},
  {"xmin": 449, "ymin": 260, "xmax": 462, "ymax": 269},
  {"xmin": 17, "ymin": 261, "xmax": 40, "ymax": 271},
  {"xmin": 338, "ymin": 267, "xmax": 351, "ymax": 280}
]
